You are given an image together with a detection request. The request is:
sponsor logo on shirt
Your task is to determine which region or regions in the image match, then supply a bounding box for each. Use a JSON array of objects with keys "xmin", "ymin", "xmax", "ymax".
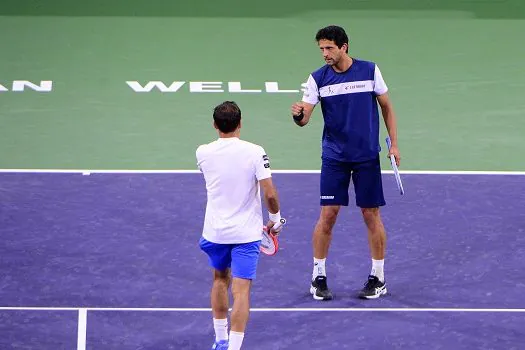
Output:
[{"xmin": 263, "ymin": 154, "xmax": 270, "ymax": 168}]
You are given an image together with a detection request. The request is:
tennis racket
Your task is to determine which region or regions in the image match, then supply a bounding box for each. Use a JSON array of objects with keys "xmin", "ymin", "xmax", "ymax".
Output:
[
  {"xmin": 386, "ymin": 137, "xmax": 404, "ymax": 195},
  {"xmin": 260, "ymin": 218, "xmax": 286, "ymax": 256}
]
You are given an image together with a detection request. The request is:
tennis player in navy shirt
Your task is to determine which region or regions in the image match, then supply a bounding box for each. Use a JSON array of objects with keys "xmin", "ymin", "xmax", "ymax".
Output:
[{"xmin": 291, "ymin": 25, "xmax": 401, "ymax": 300}]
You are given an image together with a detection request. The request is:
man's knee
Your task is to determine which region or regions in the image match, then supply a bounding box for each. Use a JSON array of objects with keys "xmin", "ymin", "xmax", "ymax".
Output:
[
  {"xmin": 214, "ymin": 269, "xmax": 231, "ymax": 285},
  {"xmin": 361, "ymin": 207, "xmax": 381, "ymax": 226},
  {"xmin": 319, "ymin": 206, "xmax": 341, "ymax": 229},
  {"xmin": 231, "ymin": 277, "xmax": 251, "ymax": 297}
]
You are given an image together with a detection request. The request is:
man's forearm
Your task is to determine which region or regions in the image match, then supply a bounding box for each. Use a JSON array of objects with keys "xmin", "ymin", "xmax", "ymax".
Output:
[
  {"xmin": 266, "ymin": 197, "xmax": 280, "ymax": 214},
  {"xmin": 382, "ymin": 107, "xmax": 398, "ymax": 146}
]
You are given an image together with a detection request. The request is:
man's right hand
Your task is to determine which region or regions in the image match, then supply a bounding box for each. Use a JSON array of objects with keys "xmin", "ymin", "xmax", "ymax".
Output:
[
  {"xmin": 290, "ymin": 101, "xmax": 314, "ymax": 127},
  {"xmin": 266, "ymin": 219, "xmax": 285, "ymax": 235},
  {"xmin": 291, "ymin": 102, "xmax": 304, "ymax": 117}
]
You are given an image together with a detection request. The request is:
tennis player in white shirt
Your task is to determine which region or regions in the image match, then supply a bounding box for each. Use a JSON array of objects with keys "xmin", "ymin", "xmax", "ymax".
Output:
[{"xmin": 197, "ymin": 101, "xmax": 283, "ymax": 350}]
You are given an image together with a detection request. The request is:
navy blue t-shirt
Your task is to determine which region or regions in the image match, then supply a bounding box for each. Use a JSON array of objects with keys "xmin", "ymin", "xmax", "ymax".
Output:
[{"xmin": 302, "ymin": 58, "xmax": 388, "ymax": 162}]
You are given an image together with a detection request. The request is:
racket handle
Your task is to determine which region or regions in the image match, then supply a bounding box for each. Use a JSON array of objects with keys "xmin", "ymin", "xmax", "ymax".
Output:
[
  {"xmin": 385, "ymin": 136, "xmax": 392, "ymax": 150},
  {"xmin": 386, "ymin": 137, "xmax": 397, "ymax": 163},
  {"xmin": 271, "ymin": 218, "xmax": 287, "ymax": 232},
  {"xmin": 390, "ymin": 154, "xmax": 397, "ymax": 166}
]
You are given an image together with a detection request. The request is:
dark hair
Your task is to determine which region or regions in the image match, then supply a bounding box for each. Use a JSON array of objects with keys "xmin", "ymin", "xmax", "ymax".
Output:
[
  {"xmin": 315, "ymin": 25, "xmax": 349, "ymax": 52},
  {"xmin": 213, "ymin": 101, "xmax": 241, "ymax": 133}
]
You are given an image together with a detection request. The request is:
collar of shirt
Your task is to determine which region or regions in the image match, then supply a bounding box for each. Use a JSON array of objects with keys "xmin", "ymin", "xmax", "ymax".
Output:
[{"xmin": 217, "ymin": 137, "xmax": 239, "ymax": 142}]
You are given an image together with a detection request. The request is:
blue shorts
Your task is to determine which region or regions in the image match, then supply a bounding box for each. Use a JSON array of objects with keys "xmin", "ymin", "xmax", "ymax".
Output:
[
  {"xmin": 199, "ymin": 237, "xmax": 261, "ymax": 280},
  {"xmin": 320, "ymin": 155, "xmax": 386, "ymax": 208}
]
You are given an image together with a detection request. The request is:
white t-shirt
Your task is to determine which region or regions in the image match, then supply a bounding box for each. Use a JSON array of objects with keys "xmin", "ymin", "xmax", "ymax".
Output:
[{"xmin": 196, "ymin": 137, "xmax": 271, "ymax": 244}]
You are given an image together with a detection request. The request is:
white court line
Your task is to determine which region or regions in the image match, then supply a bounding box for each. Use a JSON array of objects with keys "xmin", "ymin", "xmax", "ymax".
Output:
[
  {"xmin": 4, "ymin": 307, "xmax": 519, "ymax": 350},
  {"xmin": 0, "ymin": 169, "xmax": 524, "ymax": 175},
  {"xmin": 77, "ymin": 309, "xmax": 87, "ymax": 350},
  {"xmin": 1, "ymin": 307, "xmax": 524, "ymax": 312}
]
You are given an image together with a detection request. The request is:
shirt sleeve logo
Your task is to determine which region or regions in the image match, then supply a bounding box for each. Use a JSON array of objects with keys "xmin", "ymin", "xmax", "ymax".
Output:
[{"xmin": 263, "ymin": 154, "xmax": 270, "ymax": 168}]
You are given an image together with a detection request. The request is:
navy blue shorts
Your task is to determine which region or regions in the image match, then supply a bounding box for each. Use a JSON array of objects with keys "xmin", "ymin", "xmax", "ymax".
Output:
[
  {"xmin": 320, "ymin": 156, "xmax": 386, "ymax": 208},
  {"xmin": 199, "ymin": 237, "xmax": 261, "ymax": 280}
]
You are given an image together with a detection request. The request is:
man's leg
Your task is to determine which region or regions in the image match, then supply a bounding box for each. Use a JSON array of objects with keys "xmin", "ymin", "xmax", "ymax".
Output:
[
  {"xmin": 313, "ymin": 205, "xmax": 341, "ymax": 260},
  {"xmin": 228, "ymin": 241, "xmax": 261, "ymax": 350},
  {"xmin": 363, "ymin": 207, "xmax": 387, "ymax": 280},
  {"xmin": 228, "ymin": 277, "xmax": 252, "ymax": 350},
  {"xmin": 212, "ymin": 269, "xmax": 231, "ymax": 344},
  {"xmin": 362, "ymin": 207, "xmax": 386, "ymax": 263},
  {"xmin": 358, "ymin": 207, "xmax": 387, "ymax": 299},
  {"xmin": 352, "ymin": 156, "xmax": 388, "ymax": 299},
  {"xmin": 199, "ymin": 237, "xmax": 232, "ymax": 349},
  {"xmin": 310, "ymin": 206, "xmax": 339, "ymax": 300},
  {"xmin": 311, "ymin": 157, "xmax": 351, "ymax": 301}
]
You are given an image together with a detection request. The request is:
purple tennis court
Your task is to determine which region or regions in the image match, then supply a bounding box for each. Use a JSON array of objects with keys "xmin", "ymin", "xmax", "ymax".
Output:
[{"xmin": 1, "ymin": 172, "xmax": 524, "ymax": 349}]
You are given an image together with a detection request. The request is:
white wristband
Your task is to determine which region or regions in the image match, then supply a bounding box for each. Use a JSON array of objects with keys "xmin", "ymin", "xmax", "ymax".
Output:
[{"xmin": 268, "ymin": 211, "xmax": 281, "ymax": 223}]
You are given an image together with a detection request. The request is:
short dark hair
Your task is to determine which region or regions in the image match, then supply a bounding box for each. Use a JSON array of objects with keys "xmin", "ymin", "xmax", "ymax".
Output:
[
  {"xmin": 213, "ymin": 101, "xmax": 241, "ymax": 133},
  {"xmin": 315, "ymin": 25, "xmax": 349, "ymax": 52}
]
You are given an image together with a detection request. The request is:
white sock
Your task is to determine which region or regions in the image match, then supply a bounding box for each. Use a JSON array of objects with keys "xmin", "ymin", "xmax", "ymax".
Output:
[
  {"xmin": 227, "ymin": 331, "xmax": 244, "ymax": 350},
  {"xmin": 371, "ymin": 259, "xmax": 385, "ymax": 282},
  {"xmin": 313, "ymin": 258, "xmax": 326, "ymax": 279},
  {"xmin": 213, "ymin": 318, "xmax": 228, "ymax": 342}
]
